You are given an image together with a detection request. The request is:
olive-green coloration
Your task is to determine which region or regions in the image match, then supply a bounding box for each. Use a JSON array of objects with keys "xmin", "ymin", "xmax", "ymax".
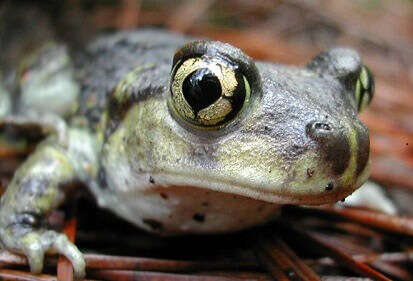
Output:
[{"xmin": 0, "ymin": 30, "xmax": 374, "ymax": 278}]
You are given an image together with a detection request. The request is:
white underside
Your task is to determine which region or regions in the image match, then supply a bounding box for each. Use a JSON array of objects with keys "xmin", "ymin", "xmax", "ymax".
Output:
[{"xmin": 93, "ymin": 182, "xmax": 281, "ymax": 235}]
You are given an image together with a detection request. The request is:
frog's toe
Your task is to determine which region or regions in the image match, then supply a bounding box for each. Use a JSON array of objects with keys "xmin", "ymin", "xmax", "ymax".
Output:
[
  {"xmin": 19, "ymin": 232, "xmax": 46, "ymax": 274},
  {"xmin": 23, "ymin": 239, "xmax": 45, "ymax": 274},
  {"xmin": 52, "ymin": 234, "xmax": 85, "ymax": 279},
  {"xmin": 15, "ymin": 231, "xmax": 85, "ymax": 278}
]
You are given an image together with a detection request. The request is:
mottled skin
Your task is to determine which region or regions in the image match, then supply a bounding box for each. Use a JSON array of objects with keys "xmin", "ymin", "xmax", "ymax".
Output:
[{"xmin": 0, "ymin": 30, "xmax": 373, "ymax": 278}]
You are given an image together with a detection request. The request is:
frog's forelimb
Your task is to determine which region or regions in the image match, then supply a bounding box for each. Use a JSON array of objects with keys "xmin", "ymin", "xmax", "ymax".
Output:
[{"xmin": 0, "ymin": 128, "xmax": 99, "ymax": 278}]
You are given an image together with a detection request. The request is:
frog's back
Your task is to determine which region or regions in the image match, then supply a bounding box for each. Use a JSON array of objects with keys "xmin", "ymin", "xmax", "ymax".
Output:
[{"xmin": 74, "ymin": 29, "xmax": 190, "ymax": 127}]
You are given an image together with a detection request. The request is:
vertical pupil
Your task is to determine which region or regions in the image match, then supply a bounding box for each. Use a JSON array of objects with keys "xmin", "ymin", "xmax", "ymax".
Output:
[{"xmin": 182, "ymin": 68, "xmax": 221, "ymax": 112}]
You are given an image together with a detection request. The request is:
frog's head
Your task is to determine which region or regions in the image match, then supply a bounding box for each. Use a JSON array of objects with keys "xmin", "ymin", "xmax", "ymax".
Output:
[{"xmin": 105, "ymin": 41, "xmax": 374, "ymax": 205}]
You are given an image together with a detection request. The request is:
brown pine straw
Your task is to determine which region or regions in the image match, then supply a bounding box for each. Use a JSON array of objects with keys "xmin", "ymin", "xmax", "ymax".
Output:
[
  {"xmin": 0, "ymin": 251, "xmax": 258, "ymax": 273},
  {"xmin": 306, "ymin": 252, "xmax": 413, "ymax": 266},
  {"xmin": 306, "ymin": 232, "xmax": 413, "ymax": 281},
  {"xmin": 309, "ymin": 206, "xmax": 413, "ymax": 236},
  {"xmin": 277, "ymin": 222, "xmax": 393, "ymax": 281},
  {"xmin": 88, "ymin": 270, "xmax": 256, "ymax": 281},
  {"xmin": 1, "ymin": 207, "xmax": 412, "ymax": 280},
  {"xmin": 255, "ymin": 233, "xmax": 320, "ymax": 281}
]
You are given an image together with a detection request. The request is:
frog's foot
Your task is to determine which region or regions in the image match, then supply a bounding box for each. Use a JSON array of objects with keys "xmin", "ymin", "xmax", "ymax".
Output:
[{"xmin": 0, "ymin": 226, "xmax": 85, "ymax": 279}]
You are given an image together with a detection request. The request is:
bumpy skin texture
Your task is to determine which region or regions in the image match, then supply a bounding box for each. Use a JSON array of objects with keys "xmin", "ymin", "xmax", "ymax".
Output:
[{"xmin": 0, "ymin": 29, "xmax": 371, "ymax": 277}]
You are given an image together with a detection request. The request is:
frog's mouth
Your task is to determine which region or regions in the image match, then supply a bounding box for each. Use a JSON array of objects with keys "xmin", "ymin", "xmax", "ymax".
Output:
[
  {"xmin": 150, "ymin": 120, "xmax": 370, "ymax": 206},
  {"xmin": 148, "ymin": 167, "xmax": 369, "ymax": 206}
]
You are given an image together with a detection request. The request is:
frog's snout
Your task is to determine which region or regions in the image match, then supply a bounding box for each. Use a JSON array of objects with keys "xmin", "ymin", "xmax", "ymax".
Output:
[
  {"xmin": 306, "ymin": 118, "xmax": 370, "ymax": 184},
  {"xmin": 306, "ymin": 120, "xmax": 353, "ymax": 176}
]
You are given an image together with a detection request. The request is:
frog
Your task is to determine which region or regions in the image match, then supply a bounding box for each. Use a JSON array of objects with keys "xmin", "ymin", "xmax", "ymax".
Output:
[{"xmin": 0, "ymin": 29, "xmax": 374, "ymax": 278}]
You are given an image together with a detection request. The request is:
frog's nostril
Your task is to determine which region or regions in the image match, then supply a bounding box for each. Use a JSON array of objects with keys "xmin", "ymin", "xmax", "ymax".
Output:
[
  {"xmin": 306, "ymin": 121, "xmax": 332, "ymax": 141},
  {"xmin": 313, "ymin": 122, "xmax": 331, "ymax": 131},
  {"xmin": 306, "ymin": 121, "xmax": 351, "ymax": 175}
]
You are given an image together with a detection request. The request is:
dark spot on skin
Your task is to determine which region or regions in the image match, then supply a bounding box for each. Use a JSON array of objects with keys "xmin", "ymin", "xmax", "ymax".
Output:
[
  {"xmin": 142, "ymin": 218, "xmax": 163, "ymax": 231},
  {"xmin": 355, "ymin": 124, "xmax": 370, "ymax": 177},
  {"xmin": 325, "ymin": 182, "xmax": 334, "ymax": 191},
  {"xmin": 202, "ymin": 202, "xmax": 209, "ymax": 207},
  {"xmin": 149, "ymin": 176, "xmax": 155, "ymax": 184},
  {"xmin": 257, "ymin": 206, "xmax": 264, "ymax": 212},
  {"xmin": 193, "ymin": 213, "xmax": 205, "ymax": 222},
  {"xmin": 160, "ymin": 193, "xmax": 168, "ymax": 200},
  {"xmin": 306, "ymin": 168, "xmax": 314, "ymax": 178}
]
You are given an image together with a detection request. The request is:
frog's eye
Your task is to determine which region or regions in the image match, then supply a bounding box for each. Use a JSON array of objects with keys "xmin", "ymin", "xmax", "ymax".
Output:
[
  {"xmin": 169, "ymin": 57, "xmax": 251, "ymax": 129},
  {"xmin": 354, "ymin": 65, "xmax": 374, "ymax": 112}
]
